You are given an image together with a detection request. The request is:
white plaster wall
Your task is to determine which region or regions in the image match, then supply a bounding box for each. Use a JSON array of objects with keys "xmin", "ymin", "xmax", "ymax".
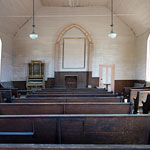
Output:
[
  {"xmin": 0, "ymin": 32, "xmax": 13, "ymax": 82},
  {"xmin": 58, "ymin": 28, "xmax": 89, "ymax": 72},
  {"xmin": 135, "ymin": 30, "xmax": 150, "ymax": 80},
  {"xmin": 13, "ymin": 6, "xmax": 136, "ymax": 81}
]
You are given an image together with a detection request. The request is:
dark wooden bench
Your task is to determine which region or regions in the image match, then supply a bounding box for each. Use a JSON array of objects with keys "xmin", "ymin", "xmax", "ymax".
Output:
[
  {"xmin": 129, "ymin": 88, "xmax": 150, "ymax": 102},
  {"xmin": 18, "ymin": 89, "xmax": 113, "ymax": 97},
  {"xmin": 0, "ymin": 102, "xmax": 132, "ymax": 115},
  {"xmin": 12, "ymin": 97, "xmax": 122, "ymax": 103},
  {"xmin": 0, "ymin": 144, "xmax": 150, "ymax": 150},
  {"xmin": 142, "ymin": 94, "xmax": 150, "ymax": 114},
  {"xmin": 41, "ymin": 88, "xmax": 105, "ymax": 91},
  {"xmin": 0, "ymin": 90, "xmax": 12, "ymax": 103},
  {"xmin": 0, "ymin": 88, "xmax": 18, "ymax": 98},
  {"xmin": 123, "ymin": 84, "xmax": 146, "ymax": 99},
  {"xmin": 18, "ymin": 90, "xmax": 33, "ymax": 96},
  {"xmin": 134, "ymin": 91, "xmax": 150, "ymax": 114},
  {"xmin": 26, "ymin": 93, "xmax": 116, "ymax": 98},
  {"xmin": 0, "ymin": 114, "xmax": 149, "ymax": 144},
  {"xmin": 33, "ymin": 91, "xmax": 112, "ymax": 94},
  {"xmin": 35, "ymin": 88, "xmax": 109, "ymax": 92}
]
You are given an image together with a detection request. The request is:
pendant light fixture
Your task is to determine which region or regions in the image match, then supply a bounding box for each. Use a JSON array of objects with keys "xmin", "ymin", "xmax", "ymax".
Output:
[
  {"xmin": 29, "ymin": 0, "xmax": 38, "ymax": 39},
  {"xmin": 108, "ymin": 0, "xmax": 117, "ymax": 39}
]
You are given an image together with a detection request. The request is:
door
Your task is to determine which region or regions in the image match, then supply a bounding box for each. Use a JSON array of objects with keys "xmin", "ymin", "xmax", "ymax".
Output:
[{"xmin": 99, "ymin": 64, "xmax": 115, "ymax": 92}]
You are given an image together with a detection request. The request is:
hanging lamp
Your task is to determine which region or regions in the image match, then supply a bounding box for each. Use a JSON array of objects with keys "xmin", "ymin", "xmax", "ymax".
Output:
[
  {"xmin": 108, "ymin": 0, "xmax": 117, "ymax": 39},
  {"xmin": 29, "ymin": 0, "xmax": 38, "ymax": 39}
]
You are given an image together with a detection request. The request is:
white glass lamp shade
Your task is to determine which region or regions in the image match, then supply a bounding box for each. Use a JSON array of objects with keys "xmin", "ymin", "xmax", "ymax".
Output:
[
  {"xmin": 108, "ymin": 32, "xmax": 117, "ymax": 39},
  {"xmin": 29, "ymin": 32, "xmax": 38, "ymax": 39}
]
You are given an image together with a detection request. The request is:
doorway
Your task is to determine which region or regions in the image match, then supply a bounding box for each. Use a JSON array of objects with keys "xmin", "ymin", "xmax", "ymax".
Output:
[{"xmin": 99, "ymin": 64, "xmax": 115, "ymax": 92}]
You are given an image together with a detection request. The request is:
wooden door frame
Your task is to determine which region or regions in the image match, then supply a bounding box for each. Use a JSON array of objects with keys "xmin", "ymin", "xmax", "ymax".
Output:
[{"xmin": 99, "ymin": 64, "xmax": 115, "ymax": 92}]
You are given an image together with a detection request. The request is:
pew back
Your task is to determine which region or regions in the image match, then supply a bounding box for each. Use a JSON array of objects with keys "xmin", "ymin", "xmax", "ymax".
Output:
[
  {"xmin": 0, "ymin": 114, "xmax": 149, "ymax": 144},
  {"xmin": 12, "ymin": 97, "xmax": 122, "ymax": 103},
  {"xmin": 0, "ymin": 88, "xmax": 18, "ymax": 98},
  {"xmin": 26, "ymin": 93, "xmax": 115, "ymax": 98},
  {"xmin": 130, "ymin": 88, "xmax": 150, "ymax": 102},
  {"xmin": 0, "ymin": 103, "xmax": 132, "ymax": 115},
  {"xmin": 0, "ymin": 90, "xmax": 12, "ymax": 103}
]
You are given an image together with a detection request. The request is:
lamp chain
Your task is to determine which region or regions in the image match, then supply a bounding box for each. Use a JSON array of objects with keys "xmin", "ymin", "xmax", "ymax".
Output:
[
  {"xmin": 32, "ymin": 0, "xmax": 35, "ymax": 32},
  {"xmin": 111, "ymin": 0, "xmax": 114, "ymax": 31}
]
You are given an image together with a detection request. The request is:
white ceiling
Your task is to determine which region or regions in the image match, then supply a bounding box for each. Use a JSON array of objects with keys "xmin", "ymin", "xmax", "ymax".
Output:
[
  {"xmin": 112, "ymin": 0, "xmax": 150, "ymax": 36},
  {"xmin": 0, "ymin": 0, "xmax": 42, "ymax": 35},
  {"xmin": 0, "ymin": 0, "xmax": 149, "ymax": 36}
]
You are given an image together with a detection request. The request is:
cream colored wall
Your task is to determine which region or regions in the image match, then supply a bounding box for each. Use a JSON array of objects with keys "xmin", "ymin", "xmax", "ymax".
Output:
[
  {"xmin": 59, "ymin": 28, "xmax": 89, "ymax": 72},
  {"xmin": 135, "ymin": 30, "xmax": 150, "ymax": 80},
  {"xmin": 13, "ymin": 6, "xmax": 136, "ymax": 81},
  {"xmin": 0, "ymin": 32, "xmax": 13, "ymax": 82}
]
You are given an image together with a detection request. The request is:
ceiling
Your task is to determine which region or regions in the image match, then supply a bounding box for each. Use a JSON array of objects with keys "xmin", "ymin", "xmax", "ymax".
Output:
[
  {"xmin": 0, "ymin": 0, "xmax": 42, "ymax": 35},
  {"xmin": 0, "ymin": 0, "xmax": 149, "ymax": 37}
]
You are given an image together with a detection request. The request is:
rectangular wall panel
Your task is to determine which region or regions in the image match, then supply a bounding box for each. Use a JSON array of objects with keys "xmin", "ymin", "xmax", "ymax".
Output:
[{"xmin": 63, "ymin": 38, "xmax": 85, "ymax": 69}]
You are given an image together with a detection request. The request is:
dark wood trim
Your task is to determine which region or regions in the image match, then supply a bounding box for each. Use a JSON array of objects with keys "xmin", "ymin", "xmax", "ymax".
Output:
[
  {"xmin": 54, "ymin": 71, "xmax": 92, "ymax": 88},
  {"xmin": 12, "ymin": 81, "xmax": 26, "ymax": 90},
  {"xmin": 115, "ymin": 80, "xmax": 134, "ymax": 95},
  {"xmin": 12, "ymin": 79, "xmax": 146, "ymax": 93}
]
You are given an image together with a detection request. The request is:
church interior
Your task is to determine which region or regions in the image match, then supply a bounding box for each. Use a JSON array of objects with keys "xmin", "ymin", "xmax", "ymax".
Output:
[{"xmin": 0, "ymin": 0, "xmax": 150, "ymax": 149}]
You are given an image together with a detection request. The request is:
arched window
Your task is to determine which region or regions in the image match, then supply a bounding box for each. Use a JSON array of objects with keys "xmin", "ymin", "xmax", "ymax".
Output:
[
  {"xmin": 0, "ymin": 38, "xmax": 2, "ymax": 80},
  {"xmin": 146, "ymin": 35, "xmax": 150, "ymax": 82}
]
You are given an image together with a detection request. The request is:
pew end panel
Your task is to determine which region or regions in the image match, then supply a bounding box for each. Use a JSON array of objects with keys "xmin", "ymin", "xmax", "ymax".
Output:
[{"xmin": 143, "ymin": 94, "xmax": 150, "ymax": 114}]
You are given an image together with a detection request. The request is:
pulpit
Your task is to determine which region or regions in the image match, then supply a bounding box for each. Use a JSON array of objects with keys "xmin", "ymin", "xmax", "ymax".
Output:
[{"xmin": 26, "ymin": 61, "xmax": 45, "ymax": 90}]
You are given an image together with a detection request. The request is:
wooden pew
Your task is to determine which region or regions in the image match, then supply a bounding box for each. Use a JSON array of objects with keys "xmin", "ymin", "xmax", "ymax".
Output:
[
  {"xmin": 41, "ymin": 88, "xmax": 105, "ymax": 92},
  {"xmin": 18, "ymin": 89, "xmax": 113, "ymax": 97},
  {"xmin": 33, "ymin": 91, "xmax": 112, "ymax": 94},
  {"xmin": 129, "ymin": 88, "xmax": 150, "ymax": 102},
  {"xmin": 12, "ymin": 97, "xmax": 122, "ymax": 103},
  {"xmin": 123, "ymin": 87, "xmax": 131, "ymax": 99},
  {"xmin": 142, "ymin": 94, "xmax": 150, "ymax": 114},
  {"xmin": 0, "ymin": 88, "xmax": 18, "ymax": 98},
  {"xmin": 134, "ymin": 91, "xmax": 150, "ymax": 114},
  {"xmin": 0, "ymin": 144, "xmax": 150, "ymax": 150},
  {"xmin": 33, "ymin": 89, "xmax": 111, "ymax": 94},
  {"xmin": 0, "ymin": 90, "xmax": 12, "ymax": 103},
  {"xmin": 0, "ymin": 102, "xmax": 132, "ymax": 115},
  {"xmin": 0, "ymin": 114, "xmax": 149, "ymax": 144},
  {"xmin": 26, "ymin": 93, "xmax": 116, "ymax": 98},
  {"xmin": 18, "ymin": 90, "xmax": 33, "ymax": 97},
  {"xmin": 123, "ymin": 83, "xmax": 146, "ymax": 99}
]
